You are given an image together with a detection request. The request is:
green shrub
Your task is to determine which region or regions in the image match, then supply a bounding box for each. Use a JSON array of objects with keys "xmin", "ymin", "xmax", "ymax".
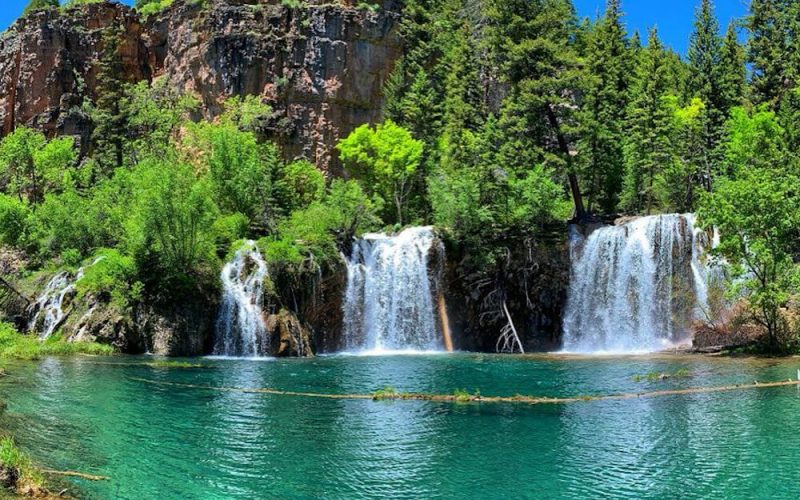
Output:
[
  {"xmin": 274, "ymin": 160, "xmax": 325, "ymax": 213},
  {"xmin": 0, "ymin": 194, "xmax": 32, "ymax": 247},
  {"xmin": 0, "ymin": 322, "xmax": 114, "ymax": 360},
  {"xmin": 76, "ymin": 249, "xmax": 142, "ymax": 311}
]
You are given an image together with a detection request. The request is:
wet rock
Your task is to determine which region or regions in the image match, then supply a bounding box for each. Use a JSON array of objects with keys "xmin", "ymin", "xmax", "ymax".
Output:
[
  {"xmin": 266, "ymin": 308, "xmax": 314, "ymax": 357},
  {"xmin": 136, "ymin": 299, "xmax": 215, "ymax": 357},
  {"xmin": 0, "ymin": 463, "xmax": 18, "ymax": 490}
]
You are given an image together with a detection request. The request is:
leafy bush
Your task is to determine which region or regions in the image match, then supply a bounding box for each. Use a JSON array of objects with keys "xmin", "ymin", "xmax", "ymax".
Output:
[
  {"xmin": 0, "ymin": 194, "xmax": 32, "ymax": 247},
  {"xmin": 274, "ymin": 160, "xmax": 325, "ymax": 213},
  {"xmin": 76, "ymin": 249, "xmax": 142, "ymax": 311},
  {"xmin": 135, "ymin": 0, "xmax": 174, "ymax": 17}
]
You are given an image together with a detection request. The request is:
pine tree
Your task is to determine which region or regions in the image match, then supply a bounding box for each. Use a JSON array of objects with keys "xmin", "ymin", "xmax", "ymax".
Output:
[
  {"xmin": 621, "ymin": 27, "xmax": 674, "ymax": 214},
  {"xmin": 687, "ymin": 0, "xmax": 724, "ymax": 191},
  {"xmin": 579, "ymin": 0, "xmax": 632, "ymax": 213},
  {"xmin": 718, "ymin": 21, "xmax": 747, "ymax": 112},
  {"xmin": 747, "ymin": 0, "xmax": 795, "ymax": 108},
  {"xmin": 90, "ymin": 25, "xmax": 128, "ymax": 174},
  {"xmin": 484, "ymin": 0, "xmax": 586, "ymax": 218}
]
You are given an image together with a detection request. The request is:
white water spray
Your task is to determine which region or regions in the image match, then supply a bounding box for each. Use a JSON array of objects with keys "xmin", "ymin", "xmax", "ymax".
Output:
[
  {"xmin": 562, "ymin": 214, "xmax": 712, "ymax": 353},
  {"xmin": 214, "ymin": 241, "xmax": 270, "ymax": 357},
  {"xmin": 342, "ymin": 226, "xmax": 442, "ymax": 353},
  {"xmin": 28, "ymin": 257, "xmax": 104, "ymax": 339}
]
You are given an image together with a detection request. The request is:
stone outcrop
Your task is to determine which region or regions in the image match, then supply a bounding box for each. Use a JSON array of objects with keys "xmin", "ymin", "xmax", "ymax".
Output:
[
  {"xmin": 0, "ymin": 0, "xmax": 402, "ymax": 173},
  {"xmin": 0, "ymin": 3, "xmax": 150, "ymax": 151},
  {"xmin": 266, "ymin": 308, "xmax": 314, "ymax": 357}
]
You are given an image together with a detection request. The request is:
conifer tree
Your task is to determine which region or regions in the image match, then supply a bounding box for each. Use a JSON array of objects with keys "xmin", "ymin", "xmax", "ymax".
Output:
[
  {"xmin": 90, "ymin": 25, "xmax": 128, "ymax": 175},
  {"xmin": 578, "ymin": 0, "xmax": 631, "ymax": 213},
  {"xmin": 621, "ymin": 28, "xmax": 674, "ymax": 214},
  {"xmin": 484, "ymin": 0, "xmax": 585, "ymax": 218},
  {"xmin": 747, "ymin": 0, "xmax": 794, "ymax": 108},
  {"xmin": 688, "ymin": 0, "xmax": 724, "ymax": 191},
  {"xmin": 718, "ymin": 21, "xmax": 747, "ymax": 112}
]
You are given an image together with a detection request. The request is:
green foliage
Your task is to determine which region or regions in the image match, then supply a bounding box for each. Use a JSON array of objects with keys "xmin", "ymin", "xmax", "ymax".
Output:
[
  {"xmin": 0, "ymin": 194, "xmax": 31, "ymax": 247},
  {"xmin": 76, "ymin": 249, "xmax": 142, "ymax": 311},
  {"xmin": 273, "ymin": 160, "xmax": 325, "ymax": 214},
  {"xmin": 578, "ymin": 0, "xmax": 632, "ymax": 212},
  {"xmin": 90, "ymin": 25, "xmax": 127, "ymax": 175},
  {"xmin": 22, "ymin": 0, "xmax": 58, "ymax": 15},
  {"xmin": 0, "ymin": 436, "xmax": 44, "ymax": 491},
  {"xmin": 135, "ymin": 0, "xmax": 174, "ymax": 17},
  {"xmin": 63, "ymin": 0, "xmax": 106, "ymax": 8},
  {"xmin": 747, "ymin": 0, "xmax": 799, "ymax": 109},
  {"xmin": 187, "ymin": 121, "xmax": 273, "ymax": 219},
  {"xmin": 221, "ymin": 95, "xmax": 273, "ymax": 134},
  {"xmin": 372, "ymin": 386, "xmax": 399, "ymax": 400},
  {"xmin": 0, "ymin": 322, "xmax": 115, "ymax": 360},
  {"xmin": 337, "ymin": 120, "xmax": 424, "ymax": 226},
  {"xmin": 126, "ymin": 157, "xmax": 219, "ymax": 281},
  {"xmin": 121, "ymin": 79, "xmax": 199, "ymax": 161},
  {"xmin": 0, "ymin": 127, "xmax": 76, "ymax": 206},
  {"xmin": 698, "ymin": 109, "xmax": 800, "ymax": 350},
  {"xmin": 621, "ymin": 28, "xmax": 675, "ymax": 214},
  {"xmin": 723, "ymin": 107, "xmax": 787, "ymax": 176}
]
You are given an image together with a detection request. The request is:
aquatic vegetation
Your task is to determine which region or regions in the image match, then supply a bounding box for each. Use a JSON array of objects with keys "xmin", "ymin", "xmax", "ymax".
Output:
[
  {"xmin": 372, "ymin": 386, "xmax": 399, "ymax": 400},
  {"xmin": 144, "ymin": 360, "xmax": 205, "ymax": 369},
  {"xmin": 633, "ymin": 368, "xmax": 693, "ymax": 383}
]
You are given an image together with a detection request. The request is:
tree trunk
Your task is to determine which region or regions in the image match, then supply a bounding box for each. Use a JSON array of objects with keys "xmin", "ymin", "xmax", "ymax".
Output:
[{"xmin": 545, "ymin": 106, "xmax": 586, "ymax": 222}]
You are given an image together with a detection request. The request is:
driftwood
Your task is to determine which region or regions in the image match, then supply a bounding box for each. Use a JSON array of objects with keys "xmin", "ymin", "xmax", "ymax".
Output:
[
  {"xmin": 131, "ymin": 376, "xmax": 800, "ymax": 406},
  {"xmin": 496, "ymin": 301, "xmax": 525, "ymax": 354},
  {"xmin": 42, "ymin": 470, "xmax": 108, "ymax": 481}
]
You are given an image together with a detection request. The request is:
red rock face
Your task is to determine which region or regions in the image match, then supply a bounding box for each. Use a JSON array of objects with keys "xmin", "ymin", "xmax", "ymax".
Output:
[
  {"xmin": 0, "ymin": 0, "xmax": 402, "ymax": 174},
  {"xmin": 0, "ymin": 3, "xmax": 150, "ymax": 150}
]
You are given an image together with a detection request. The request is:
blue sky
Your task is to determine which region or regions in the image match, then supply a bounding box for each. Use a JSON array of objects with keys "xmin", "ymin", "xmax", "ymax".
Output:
[{"xmin": 1, "ymin": 0, "xmax": 748, "ymax": 54}]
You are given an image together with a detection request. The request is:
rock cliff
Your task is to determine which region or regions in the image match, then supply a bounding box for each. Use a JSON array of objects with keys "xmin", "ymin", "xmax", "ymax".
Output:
[{"xmin": 0, "ymin": 0, "xmax": 402, "ymax": 173}]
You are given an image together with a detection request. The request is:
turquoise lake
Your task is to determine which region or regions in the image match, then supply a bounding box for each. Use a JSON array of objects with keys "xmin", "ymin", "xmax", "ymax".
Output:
[{"xmin": 1, "ymin": 353, "xmax": 800, "ymax": 499}]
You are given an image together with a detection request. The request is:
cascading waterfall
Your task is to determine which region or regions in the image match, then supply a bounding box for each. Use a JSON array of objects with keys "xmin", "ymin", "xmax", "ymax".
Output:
[
  {"xmin": 28, "ymin": 257, "xmax": 103, "ymax": 339},
  {"xmin": 342, "ymin": 226, "xmax": 443, "ymax": 353},
  {"xmin": 29, "ymin": 271, "xmax": 75, "ymax": 339},
  {"xmin": 214, "ymin": 241, "xmax": 270, "ymax": 357},
  {"xmin": 562, "ymin": 214, "xmax": 712, "ymax": 353}
]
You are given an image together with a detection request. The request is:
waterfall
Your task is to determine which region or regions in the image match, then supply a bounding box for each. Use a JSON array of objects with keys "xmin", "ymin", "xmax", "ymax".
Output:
[
  {"xmin": 29, "ymin": 271, "xmax": 76, "ymax": 339},
  {"xmin": 562, "ymin": 214, "xmax": 711, "ymax": 353},
  {"xmin": 28, "ymin": 258, "xmax": 102, "ymax": 339},
  {"xmin": 342, "ymin": 226, "xmax": 443, "ymax": 353},
  {"xmin": 214, "ymin": 241, "xmax": 270, "ymax": 357}
]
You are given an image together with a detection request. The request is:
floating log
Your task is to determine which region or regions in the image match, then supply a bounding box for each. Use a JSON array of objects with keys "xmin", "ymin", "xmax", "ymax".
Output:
[
  {"xmin": 42, "ymin": 470, "xmax": 108, "ymax": 481},
  {"xmin": 129, "ymin": 377, "xmax": 800, "ymax": 406}
]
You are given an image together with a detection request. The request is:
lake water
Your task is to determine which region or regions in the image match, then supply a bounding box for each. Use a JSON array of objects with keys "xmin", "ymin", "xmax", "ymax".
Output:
[{"xmin": 1, "ymin": 353, "xmax": 800, "ymax": 498}]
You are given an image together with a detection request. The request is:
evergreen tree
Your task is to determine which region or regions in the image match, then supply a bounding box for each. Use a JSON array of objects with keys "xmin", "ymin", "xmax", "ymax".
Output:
[
  {"xmin": 687, "ymin": 0, "xmax": 724, "ymax": 191},
  {"xmin": 718, "ymin": 21, "xmax": 747, "ymax": 112},
  {"xmin": 579, "ymin": 0, "xmax": 631, "ymax": 213},
  {"xmin": 484, "ymin": 0, "xmax": 585, "ymax": 218},
  {"xmin": 90, "ymin": 25, "xmax": 128, "ymax": 175},
  {"xmin": 621, "ymin": 28, "xmax": 674, "ymax": 214},
  {"xmin": 747, "ymin": 0, "xmax": 795, "ymax": 108}
]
